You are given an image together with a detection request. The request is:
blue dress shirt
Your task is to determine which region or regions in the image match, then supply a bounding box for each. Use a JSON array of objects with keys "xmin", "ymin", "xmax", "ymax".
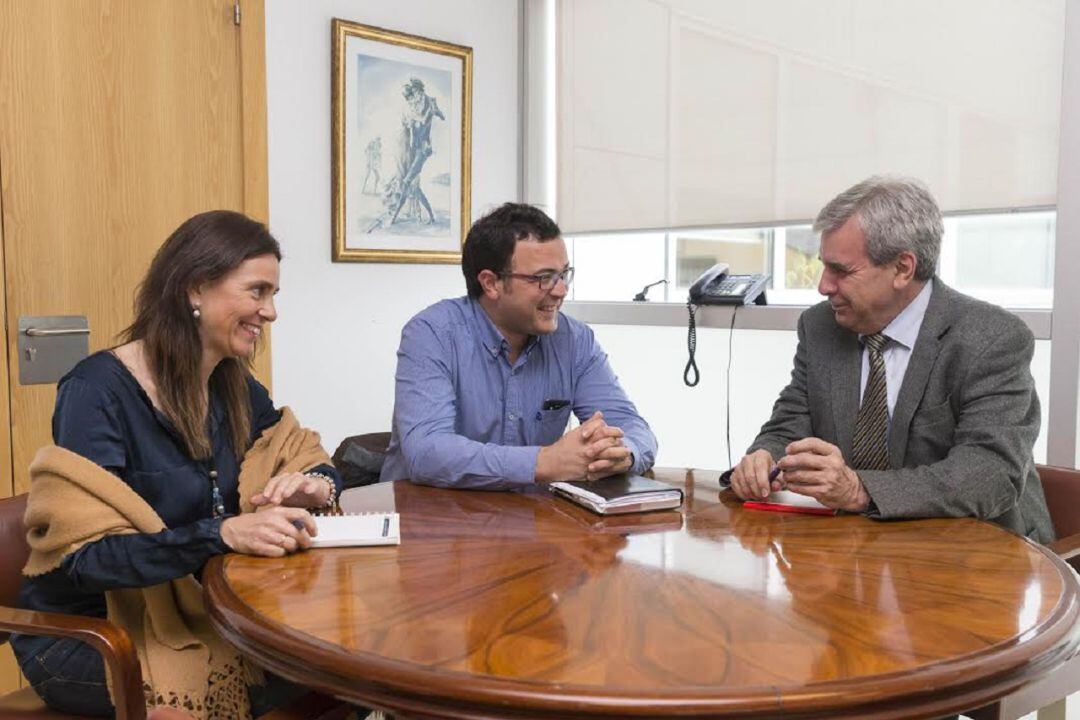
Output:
[{"xmin": 380, "ymin": 297, "xmax": 657, "ymax": 490}]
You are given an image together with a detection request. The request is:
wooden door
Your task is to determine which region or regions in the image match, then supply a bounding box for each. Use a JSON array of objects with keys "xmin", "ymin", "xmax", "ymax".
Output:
[
  {"xmin": 0, "ymin": 0, "xmax": 269, "ymax": 693},
  {"xmin": 0, "ymin": 0, "xmax": 270, "ymax": 496}
]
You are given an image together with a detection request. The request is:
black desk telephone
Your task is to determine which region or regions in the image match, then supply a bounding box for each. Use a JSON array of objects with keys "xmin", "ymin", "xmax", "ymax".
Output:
[
  {"xmin": 684, "ymin": 264, "xmax": 769, "ymax": 388},
  {"xmin": 688, "ymin": 263, "xmax": 769, "ymax": 306}
]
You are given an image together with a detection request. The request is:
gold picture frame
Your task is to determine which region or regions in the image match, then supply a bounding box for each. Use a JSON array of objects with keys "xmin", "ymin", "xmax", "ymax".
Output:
[{"xmin": 331, "ymin": 19, "xmax": 472, "ymax": 263}]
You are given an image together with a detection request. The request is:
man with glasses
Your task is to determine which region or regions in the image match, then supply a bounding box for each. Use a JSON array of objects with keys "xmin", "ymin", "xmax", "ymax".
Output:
[{"xmin": 381, "ymin": 202, "xmax": 657, "ymax": 489}]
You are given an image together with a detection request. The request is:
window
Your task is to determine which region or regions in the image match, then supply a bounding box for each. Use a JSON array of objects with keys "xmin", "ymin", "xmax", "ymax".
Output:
[
  {"xmin": 674, "ymin": 229, "xmax": 771, "ymax": 292},
  {"xmin": 567, "ymin": 209, "xmax": 1055, "ymax": 309},
  {"xmin": 942, "ymin": 211, "xmax": 1055, "ymax": 309}
]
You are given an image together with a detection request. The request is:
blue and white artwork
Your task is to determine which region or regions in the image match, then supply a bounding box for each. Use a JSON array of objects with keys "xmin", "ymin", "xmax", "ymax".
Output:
[
  {"xmin": 349, "ymin": 55, "xmax": 453, "ymax": 245},
  {"xmin": 334, "ymin": 21, "xmax": 469, "ymax": 261}
]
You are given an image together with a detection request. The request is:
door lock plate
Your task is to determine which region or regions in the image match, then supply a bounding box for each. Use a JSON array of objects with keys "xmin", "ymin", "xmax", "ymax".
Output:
[{"xmin": 18, "ymin": 316, "xmax": 90, "ymax": 385}]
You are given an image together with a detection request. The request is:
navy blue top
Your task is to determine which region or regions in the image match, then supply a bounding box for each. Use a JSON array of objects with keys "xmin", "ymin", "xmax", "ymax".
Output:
[{"xmin": 11, "ymin": 351, "xmax": 339, "ymax": 665}]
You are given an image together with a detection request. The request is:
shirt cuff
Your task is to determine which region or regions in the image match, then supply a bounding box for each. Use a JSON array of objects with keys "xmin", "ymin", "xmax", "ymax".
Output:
[
  {"xmin": 625, "ymin": 441, "xmax": 647, "ymax": 475},
  {"xmin": 208, "ymin": 515, "xmax": 232, "ymax": 554},
  {"xmin": 503, "ymin": 445, "xmax": 542, "ymax": 485}
]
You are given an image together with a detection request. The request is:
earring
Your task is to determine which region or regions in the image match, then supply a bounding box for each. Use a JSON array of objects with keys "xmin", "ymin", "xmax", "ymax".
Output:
[{"xmin": 192, "ymin": 306, "xmax": 201, "ymax": 319}]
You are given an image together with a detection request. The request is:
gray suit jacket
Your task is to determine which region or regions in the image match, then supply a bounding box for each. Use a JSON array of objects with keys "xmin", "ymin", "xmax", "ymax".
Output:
[{"xmin": 749, "ymin": 280, "xmax": 1054, "ymax": 543}]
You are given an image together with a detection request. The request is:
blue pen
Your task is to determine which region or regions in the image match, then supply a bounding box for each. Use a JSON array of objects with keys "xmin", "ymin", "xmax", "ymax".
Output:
[
  {"xmin": 768, "ymin": 465, "xmax": 786, "ymax": 491},
  {"xmin": 747, "ymin": 466, "xmax": 784, "ymax": 499}
]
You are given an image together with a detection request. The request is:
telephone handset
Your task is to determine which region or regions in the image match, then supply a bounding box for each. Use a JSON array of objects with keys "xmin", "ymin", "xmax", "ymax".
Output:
[
  {"xmin": 684, "ymin": 264, "xmax": 769, "ymax": 388},
  {"xmin": 687, "ymin": 263, "xmax": 769, "ymax": 306}
]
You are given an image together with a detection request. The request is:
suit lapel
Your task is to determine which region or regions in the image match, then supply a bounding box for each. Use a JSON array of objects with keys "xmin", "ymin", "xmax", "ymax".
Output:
[
  {"xmin": 888, "ymin": 281, "xmax": 952, "ymax": 467},
  {"xmin": 830, "ymin": 327, "xmax": 862, "ymax": 460}
]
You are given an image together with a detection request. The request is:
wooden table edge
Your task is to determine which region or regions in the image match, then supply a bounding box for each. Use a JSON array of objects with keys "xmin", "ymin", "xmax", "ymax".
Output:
[{"xmin": 204, "ymin": 538, "xmax": 1080, "ymax": 719}]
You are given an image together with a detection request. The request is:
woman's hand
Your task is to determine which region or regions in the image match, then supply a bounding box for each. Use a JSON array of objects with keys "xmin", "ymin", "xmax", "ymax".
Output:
[
  {"xmin": 250, "ymin": 472, "xmax": 331, "ymax": 509},
  {"xmin": 220, "ymin": 506, "xmax": 317, "ymax": 557}
]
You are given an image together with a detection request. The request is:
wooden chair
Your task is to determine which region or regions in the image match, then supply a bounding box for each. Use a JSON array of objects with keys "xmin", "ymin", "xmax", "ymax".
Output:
[
  {"xmin": 0, "ymin": 494, "xmax": 352, "ymax": 720},
  {"xmin": 1037, "ymin": 464, "xmax": 1080, "ymax": 571}
]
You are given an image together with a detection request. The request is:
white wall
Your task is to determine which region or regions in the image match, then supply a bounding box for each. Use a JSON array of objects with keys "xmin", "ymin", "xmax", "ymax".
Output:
[{"xmin": 265, "ymin": 0, "xmax": 520, "ymax": 451}]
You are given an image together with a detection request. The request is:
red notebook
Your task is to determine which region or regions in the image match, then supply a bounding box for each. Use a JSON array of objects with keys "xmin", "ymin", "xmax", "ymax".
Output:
[{"xmin": 743, "ymin": 490, "xmax": 837, "ymax": 516}]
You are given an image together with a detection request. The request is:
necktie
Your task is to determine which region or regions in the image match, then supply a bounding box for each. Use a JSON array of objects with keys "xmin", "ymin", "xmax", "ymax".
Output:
[{"xmin": 850, "ymin": 333, "xmax": 889, "ymax": 471}]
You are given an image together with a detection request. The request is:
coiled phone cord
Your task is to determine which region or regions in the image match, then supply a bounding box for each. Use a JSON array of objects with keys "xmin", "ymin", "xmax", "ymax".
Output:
[{"xmin": 683, "ymin": 302, "xmax": 699, "ymax": 387}]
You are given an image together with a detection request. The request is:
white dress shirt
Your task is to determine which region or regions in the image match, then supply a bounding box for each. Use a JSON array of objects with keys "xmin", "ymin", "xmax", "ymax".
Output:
[{"xmin": 858, "ymin": 279, "xmax": 934, "ymax": 420}]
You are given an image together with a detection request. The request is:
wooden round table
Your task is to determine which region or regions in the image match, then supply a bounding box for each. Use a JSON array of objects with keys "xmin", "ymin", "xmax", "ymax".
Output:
[{"xmin": 204, "ymin": 469, "xmax": 1080, "ymax": 719}]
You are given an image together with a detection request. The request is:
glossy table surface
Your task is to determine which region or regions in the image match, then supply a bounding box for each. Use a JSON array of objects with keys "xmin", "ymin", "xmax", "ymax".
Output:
[{"xmin": 204, "ymin": 469, "xmax": 1080, "ymax": 719}]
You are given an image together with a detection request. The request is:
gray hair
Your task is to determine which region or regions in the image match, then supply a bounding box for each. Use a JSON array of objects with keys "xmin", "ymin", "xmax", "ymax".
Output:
[{"xmin": 813, "ymin": 176, "xmax": 943, "ymax": 281}]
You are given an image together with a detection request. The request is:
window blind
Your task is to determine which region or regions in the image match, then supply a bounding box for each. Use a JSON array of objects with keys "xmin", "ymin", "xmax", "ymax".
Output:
[{"xmin": 555, "ymin": 0, "xmax": 1065, "ymax": 233}]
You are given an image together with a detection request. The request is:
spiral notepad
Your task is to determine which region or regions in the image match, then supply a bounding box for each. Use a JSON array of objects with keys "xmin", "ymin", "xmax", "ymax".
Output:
[{"xmin": 312, "ymin": 513, "xmax": 400, "ymax": 547}]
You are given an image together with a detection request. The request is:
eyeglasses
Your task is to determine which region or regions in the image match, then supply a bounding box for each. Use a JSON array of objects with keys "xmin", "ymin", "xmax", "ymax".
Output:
[{"xmin": 498, "ymin": 266, "xmax": 575, "ymax": 291}]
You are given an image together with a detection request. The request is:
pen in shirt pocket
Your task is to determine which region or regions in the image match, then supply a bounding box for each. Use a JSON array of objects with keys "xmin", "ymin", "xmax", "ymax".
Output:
[{"xmin": 536, "ymin": 399, "xmax": 570, "ymax": 421}]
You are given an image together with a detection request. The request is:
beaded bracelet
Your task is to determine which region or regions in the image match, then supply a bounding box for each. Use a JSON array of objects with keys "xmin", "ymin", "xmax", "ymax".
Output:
[{"xmin": 304, "ymin": 472, "xmax": 337, "ymax": 508}]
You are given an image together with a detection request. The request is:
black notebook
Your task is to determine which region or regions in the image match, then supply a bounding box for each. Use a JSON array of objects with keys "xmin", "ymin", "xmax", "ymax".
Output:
[{"xmin": 550, "ymin": 474, "xmax": 684, "ymax": 515}]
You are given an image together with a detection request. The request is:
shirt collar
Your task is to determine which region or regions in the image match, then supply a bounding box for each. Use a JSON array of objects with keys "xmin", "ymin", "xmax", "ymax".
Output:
[
  {"xmin": 468, "ymin": 298, "xmax": 541, "ymax": 359},
  {"xmin": 870, "ymin": 278, "xmax": 933, "ymax": 350}
]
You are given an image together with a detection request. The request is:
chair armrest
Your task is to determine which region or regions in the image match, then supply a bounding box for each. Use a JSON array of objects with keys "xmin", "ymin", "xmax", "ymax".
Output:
[
  {"xmin": 1048, "ymin": 532, "xmax": 1080, "ymax": 571},
  {"xmin": 0, "ymin": 604, "xmax": 146, "ymax": 720}
]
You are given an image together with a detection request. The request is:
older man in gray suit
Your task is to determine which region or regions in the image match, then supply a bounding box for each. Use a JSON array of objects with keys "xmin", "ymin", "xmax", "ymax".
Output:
[{"xmin": 729, "ymin": 176, "xmax": 1054, "ymax": 543}]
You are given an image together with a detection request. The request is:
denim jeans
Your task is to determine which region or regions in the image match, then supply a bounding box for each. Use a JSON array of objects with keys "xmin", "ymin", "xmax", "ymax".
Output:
[
  {"xmin": 19, "ymin": 636, "xmax": 306, "ymax": 717},
  {"xmin": 19, "ymin": 638, "xmax": 114, "ymax": 716}
]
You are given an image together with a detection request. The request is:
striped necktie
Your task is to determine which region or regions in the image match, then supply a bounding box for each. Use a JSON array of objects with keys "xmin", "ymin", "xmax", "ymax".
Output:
[{"xmin": 850, "ymin": 332, "xmax": 890, "ymax": 471}]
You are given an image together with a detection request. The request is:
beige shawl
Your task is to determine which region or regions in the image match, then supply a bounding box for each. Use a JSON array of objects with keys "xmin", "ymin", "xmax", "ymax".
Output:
[{"xmin": 23, "ymin": 407, "xmax": 331, "ymax": 720}]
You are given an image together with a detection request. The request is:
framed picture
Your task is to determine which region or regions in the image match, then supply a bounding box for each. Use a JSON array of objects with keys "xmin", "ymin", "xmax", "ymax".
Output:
[{"xmin": 331, "ymin": 19, "xmax": 472, "ymax": 263}]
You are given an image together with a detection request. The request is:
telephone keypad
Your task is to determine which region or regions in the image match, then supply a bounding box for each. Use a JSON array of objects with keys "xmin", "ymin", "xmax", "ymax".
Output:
[{"xmin": 715, "ymin": 277, "xmax": 748, "ymax": 296}]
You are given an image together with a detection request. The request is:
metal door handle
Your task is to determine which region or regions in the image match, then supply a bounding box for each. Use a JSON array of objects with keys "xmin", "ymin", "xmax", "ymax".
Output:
[
  {"xmin": 18, "ymin": 315, "xmax": 90, "ymax": 385},
  {"xmin": 24, "ymin": 327, "xmax": 91, "ymax": 337}
]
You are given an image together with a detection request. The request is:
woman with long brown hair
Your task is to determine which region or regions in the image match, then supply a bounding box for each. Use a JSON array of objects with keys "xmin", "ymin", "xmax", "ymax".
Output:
[{"xmin": 11, "ymin": 210, "xmax": 341, "ymax": 718}]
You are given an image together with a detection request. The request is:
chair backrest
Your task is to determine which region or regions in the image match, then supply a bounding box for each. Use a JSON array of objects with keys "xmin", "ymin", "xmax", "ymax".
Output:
[
  {"xmin": 333, "ymin": 432, "xmax": 392, "ymax": 490},
  {"xmin": 1036, "ymin": 464, "xmax": 1080, "ymax": 541},
  {"xmin": 346, "ymin": 432, "xmax": 392, "ymax": 455},
  {"xmin": 0, "ymin": 493, "xmax": 29, "ymax": 644}
]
